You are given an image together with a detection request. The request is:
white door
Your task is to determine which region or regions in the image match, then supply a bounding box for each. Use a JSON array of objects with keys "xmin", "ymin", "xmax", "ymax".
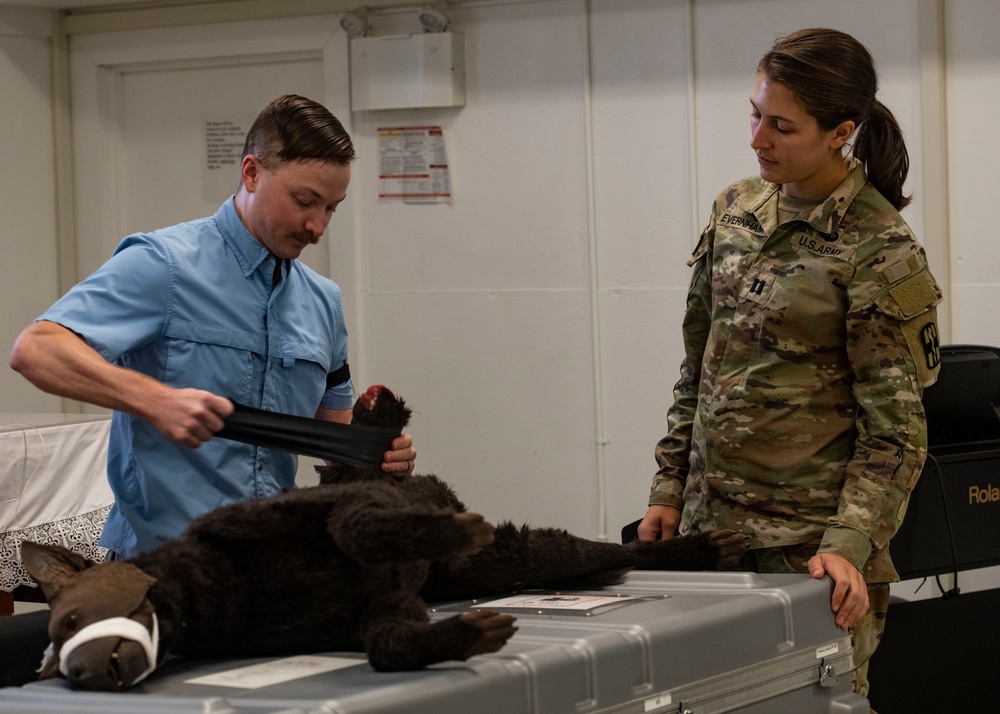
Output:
[
  {"xmin": 68, "ymin": 15, "xmax": 354, "ymax": 283},
  {"xmin": 67, "ymin": 17, "xmax": 358, "ymax": 485}
]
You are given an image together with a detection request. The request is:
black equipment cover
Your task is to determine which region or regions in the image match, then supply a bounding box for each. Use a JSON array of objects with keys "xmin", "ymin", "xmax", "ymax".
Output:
[{"xmin": 216, "ymin": 403, "xmax": 400, "ymax": 469}]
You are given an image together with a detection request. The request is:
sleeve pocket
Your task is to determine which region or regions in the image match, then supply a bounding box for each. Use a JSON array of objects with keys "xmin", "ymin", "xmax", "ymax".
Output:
[{"xmin": 873, "ymin": 265, "xmax": 943, "ymax": 388}]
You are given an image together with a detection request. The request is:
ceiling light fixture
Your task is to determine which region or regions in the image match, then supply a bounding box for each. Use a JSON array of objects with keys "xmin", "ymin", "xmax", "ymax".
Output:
[
  {"xmin": 418, "ymin": 2, "xmax": 450, "ymax": 33},
  {"xmin": 340, "ymin": 6, "xmax": 370, "ymax": 38}
]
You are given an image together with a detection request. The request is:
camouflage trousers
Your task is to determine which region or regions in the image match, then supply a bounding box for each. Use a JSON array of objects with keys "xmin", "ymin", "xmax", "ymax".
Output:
[{"xmin": 738, "ymin": 543, "xmax": 889, "ymax": 701}]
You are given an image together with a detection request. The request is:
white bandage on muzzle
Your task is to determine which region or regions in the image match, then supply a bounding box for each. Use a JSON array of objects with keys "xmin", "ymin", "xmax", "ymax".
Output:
[{"xmin": 41, "ymin": 614, "xmax": 160, "ymax": 687}]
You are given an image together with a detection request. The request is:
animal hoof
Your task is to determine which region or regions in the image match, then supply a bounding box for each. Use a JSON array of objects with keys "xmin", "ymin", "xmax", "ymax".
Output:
[
  {"xmin": 459, "ymin": 609, "xmax": 517, "ymax": 658},
  {"xmin": 707, "ymin": 529, "xmax": 749, "ymax": 569},
  {"xmin": 453, "ymin": 512, "xmax": 495, "ymax": 555}
]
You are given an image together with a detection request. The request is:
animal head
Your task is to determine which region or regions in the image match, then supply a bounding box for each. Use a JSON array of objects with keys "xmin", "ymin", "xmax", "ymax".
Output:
[
  {"xmin": 20, "ymin": 541, "xmax": 162, "ymax": 691},
  {"xmin": 353, "ymin": 384, "xmax": 412, "ymax": 430}
]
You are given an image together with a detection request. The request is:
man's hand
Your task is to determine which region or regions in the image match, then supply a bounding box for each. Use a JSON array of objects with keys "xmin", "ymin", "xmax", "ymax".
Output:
[
  {"xmin": 148, "ymin": 388, "xmax": 234, "ymax": 448},
  {"xmin": 316, "ymin": 405, "xmax": 416, "ymax": 475},
  {"xmin": 381, "ymin": 433, "xmax": 416, "ymax": 475},
  {"xmin": 637, "ymin": 504, "xmax": 681, "ymax": 542},
  {"xmin": 808, "ymin": 552, "xmax": 869, "ymax": 629},
  {"xmin": 10, "ymin": 320, "xmax": 233, "ymax": 448}
]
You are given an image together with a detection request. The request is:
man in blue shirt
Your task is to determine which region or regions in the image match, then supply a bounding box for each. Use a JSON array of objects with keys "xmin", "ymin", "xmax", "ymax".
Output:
[{"xmin": 10, "ymin": 95, "xmax": 415, "ymax": 558}]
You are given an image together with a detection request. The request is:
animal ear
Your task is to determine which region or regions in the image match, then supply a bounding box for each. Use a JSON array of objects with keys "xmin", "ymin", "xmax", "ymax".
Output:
[{"xmin": 19, "ymin": 541, "xmax": 95, "ymax": 601}]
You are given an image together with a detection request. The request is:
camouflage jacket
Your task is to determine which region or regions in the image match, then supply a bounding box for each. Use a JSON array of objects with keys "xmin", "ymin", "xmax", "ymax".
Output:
[{"xmin": 650, "ymin": 158, "xmax": 942, "ymax": 582}]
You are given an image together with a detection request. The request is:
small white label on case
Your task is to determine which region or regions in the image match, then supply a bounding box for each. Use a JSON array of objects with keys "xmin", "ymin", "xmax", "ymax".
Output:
[
  {"xmin": 185, "ymin": 655, "xmax": 363, "ymax": 689},
  {"xmin": 644, "ymin": 693, "xmax": 673, "ymax": 711},
  {"xmin": 474, "ymin": 594, "xmax": 635, "ymax": 611},
  {"xmin": 816, "ymin": 642, "xmax": 840, "ymax": 659}
]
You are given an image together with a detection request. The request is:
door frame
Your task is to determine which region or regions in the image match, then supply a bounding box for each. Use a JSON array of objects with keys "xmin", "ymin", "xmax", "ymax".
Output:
[{"xmin": 67, "ymin": 14, "xmax": 356, "ymax": 301}]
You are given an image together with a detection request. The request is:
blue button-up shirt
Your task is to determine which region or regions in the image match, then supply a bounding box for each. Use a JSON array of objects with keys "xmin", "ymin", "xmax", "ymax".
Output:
[{"xmin": 40, "ymin": 198, "xmax": 353, "ymax": 557}]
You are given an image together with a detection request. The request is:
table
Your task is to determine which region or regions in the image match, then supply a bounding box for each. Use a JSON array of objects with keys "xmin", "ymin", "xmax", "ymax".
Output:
[{"xmin": 0, "ymin": 414, "xmax": 112, "ymax": 614}]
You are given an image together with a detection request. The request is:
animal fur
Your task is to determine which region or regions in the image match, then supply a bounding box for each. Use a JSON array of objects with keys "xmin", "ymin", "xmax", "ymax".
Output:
[{"xmin": 21, "ymin": 385, "xmax": 746, "ymax": 692}]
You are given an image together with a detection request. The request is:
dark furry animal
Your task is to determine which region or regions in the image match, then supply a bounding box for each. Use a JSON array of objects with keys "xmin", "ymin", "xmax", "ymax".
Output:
[
  {"xmin": 21, "ymin": 385, "xmax": 746, "ymax": 692},
  {"xmin": 320, "ymin": 386, "xmax": 747, "ymax": 602}
]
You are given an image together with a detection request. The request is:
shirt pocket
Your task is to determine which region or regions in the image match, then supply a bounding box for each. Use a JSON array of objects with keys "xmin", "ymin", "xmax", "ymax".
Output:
[
  {"xmin": 273, "ymin": 340, "xmax": 339, "ymax": 414},
  {"xmin": 161, "ymin": 319, "xmax": 264, "ymax": 401},
  {"xmin": 732, "ymin": 264, "xmax": 788, "ymax": 349},
  {"xmin": 687, "ymin": 226, "xmax": 712, "ymax": 292},
  {"xmin": 872, "ymin": 262, "xmax": 943, "ymax": 388}
]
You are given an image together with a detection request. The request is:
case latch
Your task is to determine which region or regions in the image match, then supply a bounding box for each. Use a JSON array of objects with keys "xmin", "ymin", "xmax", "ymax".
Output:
[{"xmin": 819, "ymin": 658, "xmax": 840, "ymax": 688}]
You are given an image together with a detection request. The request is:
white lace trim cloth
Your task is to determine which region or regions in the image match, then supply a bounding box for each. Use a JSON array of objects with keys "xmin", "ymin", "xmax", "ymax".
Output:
[{"xmin": 1, "ymin": 505, "xmax": 111, "ymax": 591}]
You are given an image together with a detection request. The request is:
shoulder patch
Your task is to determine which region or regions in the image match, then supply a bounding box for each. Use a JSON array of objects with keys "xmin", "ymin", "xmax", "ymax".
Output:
[
  {"xmin": 903, "ymin": 313, "xmax": 941, "ymax": 387},
  {"xmin": 872, "ymin": 258, "xmax": 944, "ymax": 387},
  {"xmin": 888, "ymin": 268, "xmax": 940, "ymax": 319},
  {"xmin": 881, "ymin": 259, "xmax": 912, "ymax": 284}
]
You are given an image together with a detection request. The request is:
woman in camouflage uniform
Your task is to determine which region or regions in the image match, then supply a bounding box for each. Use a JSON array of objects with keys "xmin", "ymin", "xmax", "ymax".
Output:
[{"xmin": 637, "ymin": 28, "xmax": 942, "ymax": 701}]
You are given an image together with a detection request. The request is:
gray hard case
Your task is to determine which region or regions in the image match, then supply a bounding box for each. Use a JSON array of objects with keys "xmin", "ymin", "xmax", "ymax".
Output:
[{"xmin": 0, "ymin": 572, "xmax": 870, "ymax": 713}]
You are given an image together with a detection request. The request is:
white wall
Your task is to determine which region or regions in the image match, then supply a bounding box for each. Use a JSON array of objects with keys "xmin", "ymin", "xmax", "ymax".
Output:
[
  {"xmin": 349, "ymin": 1, "xmax": 601, "ymax": 535},
  {"xmin": 1, "ymin": 0, "xmax": 998, "ymax": 542},
  {"xmin": 348, "ymin": 0, "xmax": 932, "ymax": 539},
  {"xmin": 0, "ymin": 7, "xmax": 62, "ymax": 413},
  {"xmin": 944, "ymin": 0, "xmax": 1000, "ymax": 345}
]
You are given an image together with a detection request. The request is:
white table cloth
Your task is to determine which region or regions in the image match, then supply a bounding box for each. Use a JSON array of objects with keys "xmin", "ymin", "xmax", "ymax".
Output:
[{"xmin": 0, "ymin": 414, "xmax": 112, "ymax": 591}]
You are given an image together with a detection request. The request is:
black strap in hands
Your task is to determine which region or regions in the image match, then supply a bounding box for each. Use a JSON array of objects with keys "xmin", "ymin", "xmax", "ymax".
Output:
[{"xmin": 216, "ymin": 402, "xmax": 399, "ymax": 469}]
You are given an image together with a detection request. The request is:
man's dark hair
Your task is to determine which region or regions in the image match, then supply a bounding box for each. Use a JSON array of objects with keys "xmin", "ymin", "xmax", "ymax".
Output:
[{"xmin": 242, "ymin": 94, "xmax": 356, "ymax": 168}]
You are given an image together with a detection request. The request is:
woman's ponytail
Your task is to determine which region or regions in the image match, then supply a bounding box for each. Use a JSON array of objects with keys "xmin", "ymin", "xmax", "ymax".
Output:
[{"xmin": 853, "ymin": 100, "xmax": 911, "ymax": 210}]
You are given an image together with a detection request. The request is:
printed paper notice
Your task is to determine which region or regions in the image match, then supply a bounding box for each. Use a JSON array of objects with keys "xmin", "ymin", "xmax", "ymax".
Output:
[
  {"xmin": 473, "ymin": 594, "xmax": 636, "ymax": 611},
  {"xmin": 185, "ymin": 655, "xmax": 363, "ymax": 689},
  {"xmin": 378, "ymin": 126, "xmax": 452, "ymax": 203},
  {"xmin": 202, "ymin": 111, "xmax": 256, "ymax": 204}
]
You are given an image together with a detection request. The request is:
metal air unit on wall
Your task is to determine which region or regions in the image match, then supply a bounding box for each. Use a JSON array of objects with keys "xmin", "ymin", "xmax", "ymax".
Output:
[{"xmin": 350, "ymin": 32, "xmax": 465, "ymax": 111}]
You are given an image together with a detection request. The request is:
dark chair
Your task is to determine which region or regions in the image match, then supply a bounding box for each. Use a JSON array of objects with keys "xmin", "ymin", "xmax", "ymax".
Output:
[
  {"xmin": 920, "ymin": 344, "xmax": 1000, "ymax": 452},
  {"xmin": 621, "ymin": 519, "xmax": 641, "ymax": 544},
  {"xmin": 0, "ymin": 609, "xmax": 50, "ymax": 687}
]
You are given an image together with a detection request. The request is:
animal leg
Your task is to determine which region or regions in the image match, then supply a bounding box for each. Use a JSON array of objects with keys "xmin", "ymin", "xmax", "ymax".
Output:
[
  {"xmin": 183, "ymin": 485, "xmax": 391, "ymax": 542},
  {"xmin": 361, "ymin": 593, "xmax": 515, "ymax": 671},
  {"xmin": 421, "ymin": 523, "xmax": 639, "ymax": 600},
  {"xmin": 626, "ymin": 529, "xmax": 748, "ymax": 571},
  {"xmin": 183, "ymin": 484, "xmax": 492, "ymax": 565},
  {"xmin": 421, "ymin": 524, "xmax": 748, "ymax": 601},
  {"xmin": 330, "ymin": 509, "xmax": 495, "ymax": 565}
]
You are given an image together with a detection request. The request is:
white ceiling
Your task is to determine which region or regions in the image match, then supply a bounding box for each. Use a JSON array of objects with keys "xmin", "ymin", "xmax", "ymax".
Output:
[{"xmin": 0, "ymin": 0, "xmax": 225, "ymax": 8}]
